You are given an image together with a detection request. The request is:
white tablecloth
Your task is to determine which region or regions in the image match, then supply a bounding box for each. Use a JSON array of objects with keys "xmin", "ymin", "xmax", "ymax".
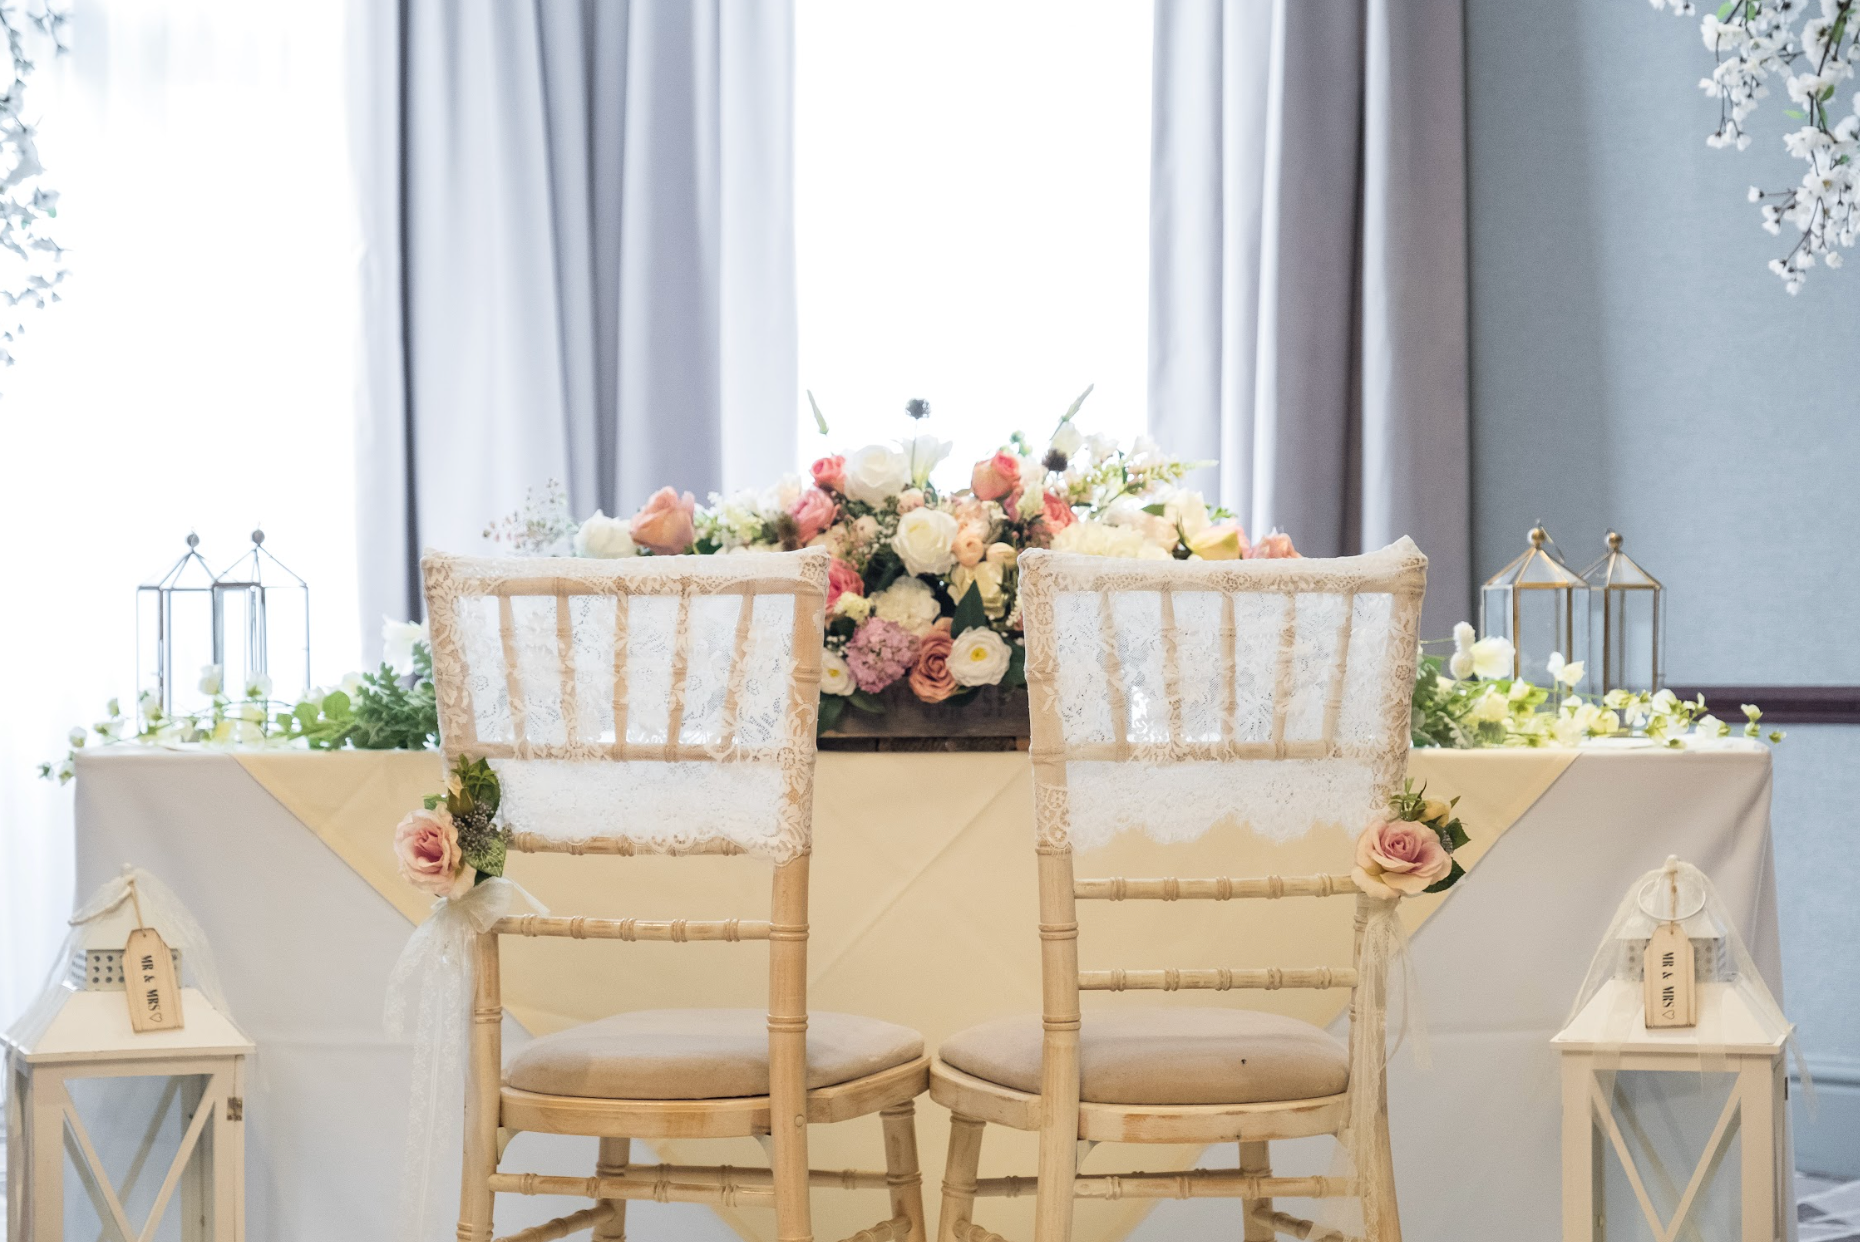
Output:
[{"xmin": 69, "ymin": 746, "xmax": 1784, "ymax": 1241}]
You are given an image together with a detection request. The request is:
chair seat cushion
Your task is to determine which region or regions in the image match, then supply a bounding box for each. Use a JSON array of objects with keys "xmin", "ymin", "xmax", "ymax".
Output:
[
  {"xmin": 505, "ymin": 1008, "xmax": 925, "ymax": 1101},
  {"xmin": 938, "ymin": 1006, "xmax": 1348, "ymax": 1105}
]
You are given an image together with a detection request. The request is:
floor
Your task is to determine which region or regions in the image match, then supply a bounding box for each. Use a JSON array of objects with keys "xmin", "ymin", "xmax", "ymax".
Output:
[{"xmin": 1800, "ymin": 1174, "xmax": 1860, "ymax": 1242}]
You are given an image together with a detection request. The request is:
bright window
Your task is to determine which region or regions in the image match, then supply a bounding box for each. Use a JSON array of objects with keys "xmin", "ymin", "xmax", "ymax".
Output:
[{"xmin": 793, "ymin": 0, "xmax": 1154, "ymax": 482}]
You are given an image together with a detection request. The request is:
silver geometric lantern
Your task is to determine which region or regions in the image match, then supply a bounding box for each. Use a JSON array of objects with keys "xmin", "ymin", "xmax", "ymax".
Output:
[
  {"xmin": 210, "ymin": 528, "xmax": 310, "ymax": 705},
  {"xmin": 136, "ymin": 533, "xmax": 219, "ymax": 717}
]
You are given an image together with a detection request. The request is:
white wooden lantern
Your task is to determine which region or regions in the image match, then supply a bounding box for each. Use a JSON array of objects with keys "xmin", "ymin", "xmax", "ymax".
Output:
[
  {"xmin": 1554, "ymin": 859, "xmax": 1795, "ymax": 1242},
  {"xmin": 5, "ymin": 990, "xmax": 251, "ymax": 1242}
]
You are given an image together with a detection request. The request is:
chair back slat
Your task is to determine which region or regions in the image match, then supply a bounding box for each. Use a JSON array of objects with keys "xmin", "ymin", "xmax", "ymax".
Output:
[
  {"xmin": 498, "ymin": 594, "xmax": 530, "ymax": 747},
  {"xmin": 1095, "ymin": 590, "xmax": 1130, "ymax": 754},
  {"xmin": 716, "ymin": 589, "xmax": 759, "ymax": 752},
  {"xmin": 1157, "ymin": 589, "xmax": 1186, "ymax": 743},
  {"xmin": 661, "ymin": 591, "xmax": 694, "ymax": 761},
  {"xmin": 554, "ymin": 592, "xmax": 580, "ymax": 746},
  {"xmin": 609, "ymin": 593, "xmax": 631, "ymax": 758}
]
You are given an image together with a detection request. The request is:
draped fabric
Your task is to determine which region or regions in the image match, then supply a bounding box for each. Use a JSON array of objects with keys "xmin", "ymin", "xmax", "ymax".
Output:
[
  {"xmin": 1147, "ymin": 0, "xmax": 1470, "ymax": 637},
  {"xmin": 352, "ymin": 0, "xmax": 798, "ymax": 648}
]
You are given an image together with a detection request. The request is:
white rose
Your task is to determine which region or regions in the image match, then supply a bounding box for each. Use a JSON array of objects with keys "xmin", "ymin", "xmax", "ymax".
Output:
[
  {"xmin": 573, "ymin": 510, "xmax": 638, "ymax": 559},
  {"xmin": 821, "ymin": 650, "xmax": 855, "ymax": 696},
  {"xmin": 844, "ymin": 444, "xmax": 912, "ymax": 504},
  {"xmin": 1163, "ymin": 489, "xmax": 1210, "ymax": 541},
  {"xmin": 950, "ymin": 560, "xmax": 1007, "ymax": 617},
  {"xmin": 902, "ymin": 434, "xmax": 953, "ymax": 487},
  {"xmin": 1469, "ymin": 636, "xmax": 1515, "ymax": 680},
  {"xmin": 891, "ymin": 506, "xmax": 959, "ymax": 576},
  {"xmin": 950, "ymin": 627, "xmax": 1013, "ymax": 687},
  {"xmin": 381, "ymin": 617, "xmax": 430, "ymax": 671},
  {"xmin": 872, "ymin": 575, "xmax": 942, "ymax": 635},
  {"xmin": 1104, "ymin": 496, "xmax": 1177, "ymax": 549},
  {"xmin": 1049, "ymin": 421, "xmax": 1083, "ymax": 458}
]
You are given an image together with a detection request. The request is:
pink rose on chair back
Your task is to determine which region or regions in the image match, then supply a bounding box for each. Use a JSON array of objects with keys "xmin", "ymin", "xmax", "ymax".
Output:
[
  {"xmin": 1351, "ymin": 818, "xmax": 1452, "ymax": 899},
  {"xmin": 394, "ymin": 808, "xmax": 472, "ymax": 898},
  {"xmin": 630, "ymin": 487, "xmax": 697, "ymax": 555},
  {"xmin": 790, "ymin": 488, "xmax": 840, "ymax": 543},
  {"xmin": 970, "ymin": 451, "xmax": 1021, "ymax": 502}
]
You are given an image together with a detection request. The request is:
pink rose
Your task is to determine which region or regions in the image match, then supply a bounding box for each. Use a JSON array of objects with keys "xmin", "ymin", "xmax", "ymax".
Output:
[
  {"xmin": 1250, "ymin": 529, "xmax": 1299, "ymax": 559},
  {"xmin": 394, "ymin": 808, "xmax": 473, "ymax": 898},
  {"xmin": 909, "ymin": 619, "xmax": 958, "ymax": 703},
  {"xmin": 970, "ymin": 452, "xmax": 1021, "ymax": 502},
  {"xmin": 630, "ymin": 487, "xmax": 697, "ymax": 555},
  {"xmin": 790, "ymin": 488, "xmax": 839, "ymax": 543},
  {"xmin": 1041, "ymin": 491, "xmax": 1077, "ymax": 532},
  {"xmin": 812, "ymin": 455, "xmax": 847, "ymax": 494},
  {"xmin": 827, "ymin": 557, "xmax": 864, "ymax": 609},
  {"xmin": 1351, "ymin": 818, "xmax": 1452, "ymax": 899},
  {"xmin": 896, "ymin": 488, "xmax": 926, "ymax": 514},
  {"xmin": 952, "ymin": 522, "xmax": 988, "ymax": 568}
]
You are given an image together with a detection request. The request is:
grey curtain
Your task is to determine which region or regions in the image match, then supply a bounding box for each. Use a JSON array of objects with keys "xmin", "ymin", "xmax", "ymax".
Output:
[
  {"xmin": 1148, "ymin": 0, "xmax": 1469, "ymax": 636},
  {"xmin": 353, "ymin": 0, "xmax": 797, "ymax": 648}
]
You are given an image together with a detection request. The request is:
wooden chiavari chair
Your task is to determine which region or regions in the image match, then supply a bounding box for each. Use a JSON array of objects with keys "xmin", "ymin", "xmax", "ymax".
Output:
[
  {"xmin": 422, "ymin": 547, "xmax": 930, "ymax": 1242},
  {"xmin": 929, "ymin": 540, "xmax": 1427, "ymax": 1242}
]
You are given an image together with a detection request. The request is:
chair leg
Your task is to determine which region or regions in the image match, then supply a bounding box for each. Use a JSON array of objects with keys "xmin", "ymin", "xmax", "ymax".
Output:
[
  {"xmin": 457, "ymin": 933, "xmax": 502, "ymax": 1242},
  {"xmin": 936, "ymin": 1115, "xmax": 986, "ymax": 1242},
  {"xmin": 591, "ymin": 1137, "xmax": 631, "ymax": 1241},
  {"xmin": 1239, "ymin": 1141, "xmax": 1273, "ymax": 1242},
  {"xmin": 1358, "ymin": 1113, "xmax": 1403, "ymax": 1242},
  {"xmin": 881, "ymin": 1103, "xmax": 928, "ymax": 1242}
]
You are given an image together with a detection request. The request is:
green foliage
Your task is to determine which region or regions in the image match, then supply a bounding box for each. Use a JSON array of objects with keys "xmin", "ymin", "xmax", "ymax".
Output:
[{"xmin": 950, "ymin": 583, "xmax": 987, "ymax": 638}]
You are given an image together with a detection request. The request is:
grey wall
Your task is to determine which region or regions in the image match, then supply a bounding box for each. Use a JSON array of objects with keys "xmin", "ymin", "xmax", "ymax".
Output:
[{"xmin": 1465, "ymin": 0, "xmax": 1860, "ymax": 1174}]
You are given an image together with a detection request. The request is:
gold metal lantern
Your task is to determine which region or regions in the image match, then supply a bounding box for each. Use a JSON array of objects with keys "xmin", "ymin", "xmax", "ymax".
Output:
[
  {"xmin": 1582, "ymin": 531, "xmax": 1664, "ymax": 695},
  {"xmin": 1480, "ymin": 526, "xmax": 1589, "ymax": 687}
]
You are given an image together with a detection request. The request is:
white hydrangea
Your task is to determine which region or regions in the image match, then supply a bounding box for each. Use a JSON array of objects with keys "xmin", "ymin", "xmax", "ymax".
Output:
[{"xmin": 871, "ymin": 575, "xmax": 942, "ymax": 635}]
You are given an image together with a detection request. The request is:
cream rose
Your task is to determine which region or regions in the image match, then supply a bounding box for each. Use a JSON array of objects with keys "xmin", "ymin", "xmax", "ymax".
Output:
[
  {"xmin": 891, "ymin": 506, "xmax": 959, "ymax": 576},
  {"xmin": 573, "ymin": 510, "xmax": 638, "ymax": 558},
  {"xmin": 952, "ymin": 522, "xmax": 988, "ymax": 568},
  {"xmin": 844, "ymin": 444, "xmax": 912, "ymax": 504},
  {"xmin": 950, "ymin": 626, "xmax": 1013, "ymax": 687},
  {"xmin": 871, "ymin": 575, "xmax": 942, "ymax": 635},
  {"xmin": 1187, "ymin": 521, "xmax": 1247, "ymax": 560},
  {"xmin": 394, "ymin": 807, "xmax": 474, "ymax": 898},
  {"xmin": 820, "ymin": 650, "xmax": 855, "ymax": 696},
  {"xmin": 949, "ymin": 561, "xmax": 1007, "ymax": 618},
  {"xmin": 1351, "ymin": 818, "xmax": 1453, "ymax": 899}
]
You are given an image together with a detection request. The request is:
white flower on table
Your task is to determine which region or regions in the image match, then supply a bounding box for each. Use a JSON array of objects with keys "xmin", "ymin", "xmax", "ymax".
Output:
[
  {"xmin": 843, "ymin": 444, "xmax": 912, "ymax": 505},
  {"xmin": 199, "ymin": 663, "xmax": 224, "ymax": 696},
  {"xmin": 820, "ymin": 651, "xmax": 855, "ymax": 697},
  {"xmin": 872, "ymin": 575, "xmax": 942, "ymax": 635},
  {"xmin": 950, "ymin": 627, "xmax": 1013, "ymax": 688},
  {"xmin": 891, "ymin": 506, "xmax": 959, "ymax": 577},
  {"xmin": 382, "ymin": 617, "xmax": 431, "ymax": 673},
  {"xmin": 1546, "ymin": 652, "xmax": 1585, "ymax": 688},
  {"xmin": 573, "ymin": 510, "xmax": 638, "ymax": 559},
  {"xmin": 243, "ymin": 672, "xmax": 273, "ymax": 700}
]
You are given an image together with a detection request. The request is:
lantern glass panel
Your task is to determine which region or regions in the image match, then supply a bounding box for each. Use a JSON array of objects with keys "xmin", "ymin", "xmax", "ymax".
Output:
[
  {"xmin": 1602, "ymin": 1071, "xmax": 1742, "ymax": 1237},
  {"xmin": 136, "ymin": 536, "xmax": 219, "ymax": 717},
  {"xmin": 1479, "ymin": 527, "xmax": 1588, "ymax": 687},
  {"xmin": 212, "ymin": 531, "xmax": 311, "ymax": 706},
  {"xmin": 1583, "ymin": 533, "xmax": 1664, "ymax": 695}
]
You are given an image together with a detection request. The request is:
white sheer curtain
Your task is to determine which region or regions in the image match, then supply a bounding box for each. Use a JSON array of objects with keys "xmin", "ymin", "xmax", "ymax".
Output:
[
  {"xmin": 793, "ymin": 0, "xmax": 1152, "ymax": 477},
  {"xmin": 0, "ymin": 1, "xmax": 364, "ymax": 1027}
]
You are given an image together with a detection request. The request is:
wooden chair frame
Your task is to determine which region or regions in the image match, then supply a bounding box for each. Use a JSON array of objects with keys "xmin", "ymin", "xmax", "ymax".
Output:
[
  {"xmin": 930, "ymin": 546, "xmax": 1426, "ymax": 1242},
  {"xmin": 422, "ymin": 550, "xmax": 930, "ymax": 1242}
]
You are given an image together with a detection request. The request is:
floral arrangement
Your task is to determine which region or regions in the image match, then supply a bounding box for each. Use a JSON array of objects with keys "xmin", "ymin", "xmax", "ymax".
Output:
[
  {"xmin": 1646, "ymin": 0, "xmax": 1860, "ymax": 290},
  {"xmin": 487, "ymin": 392, "xmax": 1300, "ymax": 731},
  {"xmin": 1352, "ymin": 781, "xmax": 1469, "ymax": 899},
  {"xmin": 0, "ymin": 1, "xmax": 68, "ymax": 369},
  {"xmin": 40, "ymin": 620, "xmax": 439, "ymax": 781},
  {"xmin": 1410, "ymin": 624, "xmax": 1785, "ymax": 749},
  {"xmin": 393, "ymin": 755, "xmax": 510, "ymax": 898}
]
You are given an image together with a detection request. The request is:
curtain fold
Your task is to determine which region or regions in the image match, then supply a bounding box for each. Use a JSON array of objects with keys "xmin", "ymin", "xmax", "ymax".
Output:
[
  {"xmin": 354, "ymin": 0, "xmax": 797, "ymax": 650},
  {"xmin": 1148, "ymin": 0, "xmax": 1469, "ymax": 636}
]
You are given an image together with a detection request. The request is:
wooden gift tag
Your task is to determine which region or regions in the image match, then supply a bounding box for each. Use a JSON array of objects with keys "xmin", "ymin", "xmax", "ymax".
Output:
[
  {"xmin": 1643, "ymin": 921, "xmax": 1696, "ymax": 1029},
  {"xmin": 124, "ymin": 925, "xmax": 184, "ymax": 1033}
]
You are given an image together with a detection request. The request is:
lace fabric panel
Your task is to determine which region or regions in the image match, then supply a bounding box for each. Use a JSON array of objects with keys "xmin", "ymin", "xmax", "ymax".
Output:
[
  {"xmin": 1020, "ymin": 539, "xmax": 1426, "ymax": 852},
  {"xmin": 421, "ymin": 548, "xmax": 828, "ymax": 862}
]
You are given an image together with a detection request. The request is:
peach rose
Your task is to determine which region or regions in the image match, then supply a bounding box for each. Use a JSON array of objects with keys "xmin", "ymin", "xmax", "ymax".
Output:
[
  {"xmin": 811, "ymin": 455, "xmax": 847, "ymax": 494},
  {"xmin": 909, "ymin": 619, "xmax": 958, "ymax": 703},
  {"xmin": 826, "ymin": 557, "xmax": 864, "ymax": 610},
  {"xmin": 394, "ymin": 808, "xmax": 473, "ymax": 898},
  {"xmin": 952, "ymin": 522, "xmax": 988, "ymax": 568},
  {"xmin": 970, "ymin": 451, "xmax": 1021, "ymax": 502},
  {"xmin": 897, "ymin": 488, "xmax": 926, "ymax": 513},
  {"xmin": 790, "ymin": 488, "xmax": 839, "ymax": 543},
  {"xmin": 1351, "ymin": 818, "xmax": 1452, "ymax": 899},
  {"xmin": 1251, "ymin": 530, "xmax": 1298, "ymax": 559},
  {"xmin": 1042, "ymin": 491, "xmax": 1078, "ymax": 531},
  {"xmin": 630, "ymin": 487, "xmax": 697, "ymax": 555}
]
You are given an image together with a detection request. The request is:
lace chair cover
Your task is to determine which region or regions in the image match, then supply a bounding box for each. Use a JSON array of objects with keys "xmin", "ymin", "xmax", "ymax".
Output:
[
  {"xmin": 1017, "ymin": 538, "xmax": 1427, "ymax": 851},
  {"xmin": 421, "ymin": 548, "xmax": 830, "ymax": 862}
]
